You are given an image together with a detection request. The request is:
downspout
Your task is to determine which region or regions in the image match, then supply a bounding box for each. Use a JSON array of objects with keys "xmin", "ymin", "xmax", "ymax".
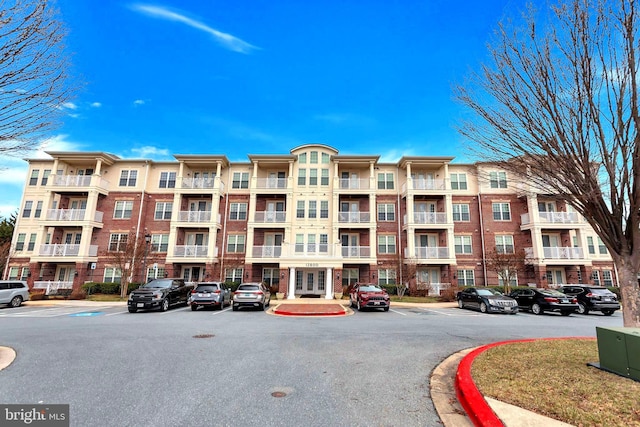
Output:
[
  {"xmin": 477, "ymin": 193, "xmax": 487, "ymax": 286},
  {"xmin": 397, "ymin": 165, "xmax": 403, "ymax": 286},
  {"xmin": 131, "ymin": 161, "xmax": 150, "ymax": 282},
  {"xmin": 219, "ymin": 166, "xmax": 231, "ymax": 281}
]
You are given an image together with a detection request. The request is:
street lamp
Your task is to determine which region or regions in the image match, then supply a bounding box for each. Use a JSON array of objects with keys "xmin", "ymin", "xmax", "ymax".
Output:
[{"xmin": 141, "ymin": 233, "xmax": 151, "ymax": 283}]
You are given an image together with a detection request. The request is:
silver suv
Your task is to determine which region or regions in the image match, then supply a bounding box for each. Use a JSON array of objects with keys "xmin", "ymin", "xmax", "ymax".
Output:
[
  {"xmin": 0, "ymin": 280, "xmax": 30, "ymax": 308},
  {"xmin": 232, "ymin": 282, "xmax": 271, "ymax": 311}
]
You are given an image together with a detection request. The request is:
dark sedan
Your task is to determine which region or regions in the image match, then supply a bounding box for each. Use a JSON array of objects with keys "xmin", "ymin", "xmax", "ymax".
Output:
[
  {"xmin": 456, "ymin": 287, "xmax": 518, "ymax": 314},
  {"xmin": 508, "ymin": 288, "xmax": 578, "ymax": 316}
]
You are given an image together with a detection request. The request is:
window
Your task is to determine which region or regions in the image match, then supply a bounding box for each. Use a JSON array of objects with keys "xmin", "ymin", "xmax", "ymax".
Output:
[
  {"xmin": 602, "ymin": 270, "xmax": 613, "ymax": 286},
  {"xmin": 154, "ymin": 202, "xmax": 173, "ymax": 220},
  {"xmin": 41, "ymin": 169, "xmax": 51, "ymax": 186},
  {"xmin": 34, "ymin": 201, "xmax": 42, "ymax": 218},
  {"xmin": 295, "ymin": 234, "xmax": 304, "ymax": 253},
  {"xmin": 20, "ymin": 267, "xmax": 30, "ymax": 280},
  {"xmin": 29, "ymin": 169, "xmax": 39, "ymax": 185},
  {"xmin": 320, "ymin": 201, "xmax": 329, "ymax": 219},
  {"xmin": 495, "ymin": 235, "xmax": 514, "ymax": 254},
  {"xmin": 492, "ymin": 203, "xmax": 511, "ymax": 221},
  {"xmin": 377, "ymin": 203, "xmax": 395, "ymax": 221},
  {"xmin": 310, "ymin": 151, "xmax": 318, "ymax": 164},
  {"xmin": 298, "ymin": 153, "xmax": 307, "ymax": 164},
  {"xmin": 8, "ymin": 267, "xmax": 19, "ymax": 280},
  {"xmin": 308, "ymin": 201, "xmax": 317, "ymax": 218},
  {"xmin": 591, "ymin": 270, "xmax": 601, "ymax": 286},
  {"xmin": 452, "ymin": 204, "xmax": 470, "ymax": 221},
  {"xmin": 159, "ymin": 172, "xmax": 176, "ymax": 188},
  {"xmin": 450, "ymin": 173, "xmax": 468, "ymax": 190},
  {"xmin": 229, "ymin": 203, "xmax": 247, "ymax": 220},
  {"xmin": 587, "ymin": 237, "xmax": 595, "ymax": 254},
  {"xmin": 114, "ymin": 201, "xmax": 133, "ymax": 219},
  {"xmin": 498, "ymin": 269, "xmax": 518, "ymax": 288},
  {"xmin": 597, "ymin": 237, "xmax": 607, "ymax": 255},
  {"xmin": 307, "ymin": 234, "xmax": 316, "ymax": 252},
  {"xmin": 27, "ymin": 234, "xmax": 36, "ymax": 251},
  {"xmin": 151, "ymin": 234, "xmax": 169, "ymax": 252},
  {"xmin": 489, "ymin": 171, "xmax": 507, "ymax": 188},
  {"xmin": 309, "ymin": 169, "xmax": 318, "ymax": 185},
  {"xmin": 320, "ymin": 234, "xmax": 328, "ymax": 253},
  {"xmin": 227, "ymin": 235, "xmax": 246, "ymax": 253},
  {"xmin": 15, "ymin": 234, "xmax": 26, "ymax": 251},
  {"xmin": 296, "ymin": 201, "xmax": 305, "ymax": 219},
  {"xmin": 109, "ymin": 233, "xmax": 128, "ymax": 251},
  {"xmin": 321, "ymin": 169, "xmax": 329, "ymax": 185},
  {"xmin": 298, "ymin": 169, "xmax": 306, "ymax": 186},
  {"xmin": 22, "ymin": 201, "xmax": 33, "ymax": 218},
  {"xmin": 377, "ymin": 173, "xmax": 394, "ymax": 189},
  {"xmin": 119, "ymin": 170, "xmax": 137, "ymax": 187},
  {"xmin": 322, "ymin": 153, "xmax": 330, "ymax": 163},
  {"xmin": 457, "ymin": 269, "xmax": 475, "ymax": 286},
  {"xmin": 454, "ymin": 235, "xmax": 472, "ymax": 254},
  {"xmin": 232, "ymin": 172, "xmax": 249, "ymax": 189},
  {"xmin": 103, "ymin": 267, "xmax": 122, "ymax": 283},
  {"xmin": 378, "ymin": 235, "xmax": 396, "ymax": 254},
  {"xmin": 378, "ymin": 269, "xmax": 397, "ymax": 286},
  {"xmin": 225, "ymin": 268, "xmax": 243, "ymax": 283}
]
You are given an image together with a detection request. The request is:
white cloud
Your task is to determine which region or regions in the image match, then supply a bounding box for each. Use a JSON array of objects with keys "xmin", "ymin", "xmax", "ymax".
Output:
[
  {"xmin": 378, "ymin": 148, "xmax": 417, "ymax": 163},
  {"xmin": 130, "ymin": 146, "xmax": 171, "ymax": 159},
  {"xmin": 62, "ymin": 102, "xmax": 78, "ymax": 110},
  {"xmin": 133, "ymin": 99, "xmax": 145, "ymax": 106},
  {"xmin": 130, "ymin": 3, "xmax": 259, "ymax": 54},
  {"xmin": 90, "ymin": 102, "xmax": 102, "ymax": 108}
]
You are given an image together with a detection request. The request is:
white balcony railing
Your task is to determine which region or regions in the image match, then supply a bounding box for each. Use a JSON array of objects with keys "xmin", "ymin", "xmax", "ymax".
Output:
[
  {"xmin": 405, "ymin": 246, "xmax": 450, "ymax": 259},
  {"xmin": 521, "ymin": 212, "xmax": 582, "ymax": 225},
  {"xmin": 51, "ymin": 175, "xmax": 109, "ymax": 189},
  {"xmin": 254, "ymin": 211, "xmax": 286, "ymax": 223},
  {"xmin": 341, "ymin": 246, "xmax": 371, "ymax": 258},
  {"xmin": 255, "ymin": 178, "xmax": 287, "ymax": 189},
  {"xmin": 252, "ymin": 245, "xmax": 283, "ymax": 258},
  {"xmin": 173, "ymin": 245, "xmax": 210, "ymax": 257},
  {"xmin": 293, "ymin": 244, "xmax": 331, "ymax": 256},
  {"xmin": 338, "ymin": 211, "xmax": 370, "ymax": 223},
  {"xmin": 38, "ymin": 244, "xmax": 98, "ymax": 257},
  {"xmin": 177, "ymin": 211, "xmax": 212, "ymax": 223},
  {"xmin": 33, "ymin": 281, "xmax": 74, "ymax": 295},
  {"xmin": 543, "ymin": 246, "xmax": 584, "ymax": 259},
  {"xmin": 181, "ymin": 177, "xmax": 215, "ymax": 189},
  {"xmin": 45, "ymin": 209, "xmax": 104, "ymax": 222},
  {"xmin": 338, "ymin": 178, "xmax": 370, "ymax": 190},
  {"xmin": 412, "ymin": 178, "xmax": 446, "ymax": 191},
  {"xmin": 415, "ymin": 282, "xmax": 452, "ymax": 296},
  {"xmin": 409, "ymin": 212, "xmax": 447, "ymax": 224}
]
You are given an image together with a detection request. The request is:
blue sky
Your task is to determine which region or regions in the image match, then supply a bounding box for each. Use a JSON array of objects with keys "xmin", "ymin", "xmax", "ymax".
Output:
[{"xmin": 0, "ymin": 0, "xmax": 525, "ymax": 218}]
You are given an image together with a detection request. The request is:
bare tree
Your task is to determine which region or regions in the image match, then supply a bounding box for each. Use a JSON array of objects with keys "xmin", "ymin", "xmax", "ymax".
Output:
[
  {"xmin": 0, "ymin": 0, "xmax": 74, "ymax": 156},
  {"xmin": 456, "ymin": 0, "xmax": 640, "ymax": 327},
  {"xmin": 101, "ymin": 231, "xmax": 154, "ymax": 298},
  {"xmin": 485, "ymin": 249, "xmax": 527, "ymax": 295}
]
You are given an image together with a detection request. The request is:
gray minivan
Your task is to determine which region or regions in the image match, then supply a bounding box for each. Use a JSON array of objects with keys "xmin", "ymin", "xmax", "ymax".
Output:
[{"xmin": 0, "ymin": 280, "xmax": 30, "ymax": 308}]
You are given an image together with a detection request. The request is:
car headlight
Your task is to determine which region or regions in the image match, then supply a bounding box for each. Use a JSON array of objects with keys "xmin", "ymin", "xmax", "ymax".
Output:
[
  {"xmin": 128, "ymin": 293, "xmax": 134, "ymax": 300},
  {"xmin": 488, "ymin": 299, "xmax": 498, "ymax": 306},
  {"xmin": 152, "ymin": 292, "xmax": 163, "ymax": 299}
]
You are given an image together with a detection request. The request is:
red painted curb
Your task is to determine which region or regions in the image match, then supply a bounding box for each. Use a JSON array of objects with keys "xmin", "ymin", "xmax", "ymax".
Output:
[
  {"xmin": 272, "ymin": 303, "xmax": 347, "ymax": 316},
  {"xmin": 454, "ymin": 337, "xmax": 595, "ymax": 427}
]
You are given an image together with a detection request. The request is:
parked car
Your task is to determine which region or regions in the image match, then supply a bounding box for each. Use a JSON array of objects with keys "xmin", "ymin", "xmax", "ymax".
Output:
[
  {"xmin": 558, "ymin": 285, "xmax": 620, "ymax": 316},
  {"xmin": 0, "ymin": 280, "xmax": 30, "ymax": 308},
  {"xmin": 456, "ymin": 287, "xmax": 518, "ymax": 314},
  {"xmin": 508, "ymin": 288, "xmax": 578, "ymax": 316},
  {"xmin": 232, "ymin": 282, "xmax": 271, "ymax": 311},
  {"xmin": 190, "ymin": 282, "xmax": 231, "ymax": 311},
  {"xmin": 127, "ymin": 278, "xmax": 194, "ymax": 313},
  {"xmin": 349, "ymin": 283, "xmax": 390, "ymax": 311}
]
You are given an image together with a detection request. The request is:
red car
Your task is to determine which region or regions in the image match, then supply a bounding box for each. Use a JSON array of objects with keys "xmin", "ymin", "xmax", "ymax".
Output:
[{"xmin": 350, "ymin": 283, "xmax": 390, "ymax": 311}]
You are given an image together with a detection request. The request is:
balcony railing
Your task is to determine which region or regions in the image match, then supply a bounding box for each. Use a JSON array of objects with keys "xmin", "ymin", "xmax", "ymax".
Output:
[
  {"xmin": 181, "ymin": 177, "xmax": 215, "ymax": 189},
  {"xmin": 543, "ymin": 246, "xmax": 584, "ymax": 259},
  {"xmin": 255, "ymin": 178, "xmax": 287, "ymax": 189},
  {"xmin": 51, "ymin": 175, "xmax": 109, "ymax": 189},
  {"xmin": 33, "ymin": 281, "xmax": 73, "ymax": 295},
  {"xmin": 415, "ymin": 282, "xmax": 452, "ymax": 296},
  {"xmin": 405, "ymin": 246, "xmax": 450, "ymax": 259},
  {"xmin": 341, "ymin": 246, "xmax": 371, "ymax": 258},
  {"xmin": 521, "ymin": 212, "xmax": 582, "ymax": 225},
  {"xmin": 45, "ymin": 209, "xmax": 104, "ymax": 222},
  {"xmin": 173, "ymin": 245, "xmax": 212, "ymax": 257},
  {"xmin": 252, "ymin": 245, "xmax": 283, "ymax": 258},
  {"xmin": 338, "ymin": 178, "xmax": 370, "ymax": 190},
  {"xmin": 412, "ymin": 179, "xmax": 446, "ymax": 191},
  {"xmin": 293, "ymin": 244, "xmax": 331, "ymax": 256},
  {"xmin": 408, "ymin": 212, "xmax": 447, "ymax": 224},
  {"xmin": 177, "ymin": 211, "xmax": 212, "ymax": 223},
  {"xmin": 338, "ymin": 211, "xmax": 370, "ymax": 223},
  {"xmin": 254, "ymin": 211, "xmax": 286, "ymax": 223},
  {"xmin": 38, "ymin": 244, "xmax": 98, "ymax": 257}
]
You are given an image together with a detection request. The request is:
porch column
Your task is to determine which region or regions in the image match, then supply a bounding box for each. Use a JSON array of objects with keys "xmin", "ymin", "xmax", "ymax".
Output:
[
  {"xmin": 325, "ymin": 267, "xmax": 333, "ymax": 299},
  {"xmin": 287, "ymin": 267, "xmax": 296, "ymax": 299}
]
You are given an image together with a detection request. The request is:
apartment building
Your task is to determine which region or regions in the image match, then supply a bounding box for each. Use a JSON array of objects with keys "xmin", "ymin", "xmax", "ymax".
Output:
[{"xmin": 5, "ymin": 144, "xmax": 618, "ymax": 298}]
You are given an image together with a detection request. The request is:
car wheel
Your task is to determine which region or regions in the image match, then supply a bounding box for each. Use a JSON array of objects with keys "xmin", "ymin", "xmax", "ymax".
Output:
[
  {"xmin": 160, "ymin": 298, "xmax": 169, "ymax": 312},
  {"xmin": 266, "ymin": 298, "xmax": 270, "ymax": 308},
  {"xmin": 128, "ymin": 307, "xmax": 137, "ymax": 313},
  {"xmin": 232, "ymin": 305, "xmax": 238, "ymax": 311},
  {"xmin": 479, "ymin": 302, "xmax": 488, "ymax": 313},
  {"xmin": 383, "ymin": 306, "xmax": 389, "ymax": 312},
  {"xmin": 258, "ymin": 303, "xmax": 264, "ymax": 311},
  {"xmin": 9, "ymin": 296, "xmax": 22, "ymax": 308},
  {"xmin": 602, "ymin": 309, "xmax": 614, "ymax": 316},
  {"xmin": 191, "ymin": 304, "xmax": 198, "ymax": 311},
  {"xmin": 457, "ymin": 299, "xmax": 464, "ymax": 309},
  {"xmin": 531, "ymin": 303, "xmax": 543, "ymax": 315},
  {"xmin": 560, "ymin": 310, "xmax": 572, "ymax": 316},
  {"xmin": 577, "ymin": 302, "xmax": 589, "ymax": 315}
]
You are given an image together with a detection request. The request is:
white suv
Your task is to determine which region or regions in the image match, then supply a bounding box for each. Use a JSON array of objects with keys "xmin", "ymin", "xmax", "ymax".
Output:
[{"xmin": 0, "ymin": 280, "xmax": 30, "ymax": 308}]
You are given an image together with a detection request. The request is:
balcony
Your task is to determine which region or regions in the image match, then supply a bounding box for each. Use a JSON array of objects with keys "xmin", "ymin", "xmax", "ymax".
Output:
[
  {"xmin": 341, "ymin": 246, "xmax": 371, "ymax": 258},
  {"xmin": 38, "ymin": 244, "xmax": 98, "ymax": 257},
  {"xmin": 255, "ymin": 177, "xmax": 287, "ymax": 189},
  {"xmin": 254, "ymin": 211, "xmax": 286, "ymax": 223},
  {"xmin": 50, "ymin": 175, "xmax": 109, "ymax": 193},
  {"xmin": 45, "ymin": 209, "xmax": 104, "ymax": 223},
  {"xmin": 252, "ymin": 245, "xmax": 283, "ymax": 258},
  {"xmin": 173, "ymin": 245, "xmax": 215, "ymax": 258},
  {"xmin": 292, "ymin": 244, "xmax": 331, "ymax": 257},
  {"xmin": 405, "ymin": 212, "xmax": 447, "ymax": 225},
  {"xmin": 338, "ymin": 178, "xmax": 370, "ymax": 190},
  {"xmin": 181, "ymin": 177, "xmax": 215, "ymax": 189},
  {"xmin": 405, "ymin": 246, "xmax": 450, "ymax": 260},
  {"xmin": 177, "ymin": 211, "xmax": 213, "ymax": 223},
  {"xmin": 32, "ymin": 281, "xmax": 73, "ymax": 295},
  {"xmin": 524, "ymin": 246, "xmax": 585, "ymax": 261},
  {"xmin": 521, "ymin": 212, "xmax": 583, "ymax": 227},
  {"xmin": 338, "ymin": 211, "xmax": 371, "ymax": 223}
]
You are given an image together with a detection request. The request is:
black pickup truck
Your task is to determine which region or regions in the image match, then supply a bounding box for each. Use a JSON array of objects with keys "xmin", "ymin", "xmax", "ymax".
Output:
[{"xmin": 128, "ymin": 278, "xmax": 194, "ymax": 313}]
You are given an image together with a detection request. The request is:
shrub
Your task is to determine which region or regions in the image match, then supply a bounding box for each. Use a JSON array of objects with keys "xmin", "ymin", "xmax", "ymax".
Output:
[{"xmin": 30, "ymin": 291, "xmax": 46, "ymax": 300}]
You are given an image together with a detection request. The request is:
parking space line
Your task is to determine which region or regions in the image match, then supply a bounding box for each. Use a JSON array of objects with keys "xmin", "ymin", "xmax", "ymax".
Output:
[
  {"xmin": 209, "ymin": 308, "xmax": 230, "ymax": 316},
  {"xmin": 390, "ymin": 308, "xmax": 407, "ymax": 315},
  {"xmin": 420, "ymin": 308, "xmax": 482, "ymax": 317},
  {"xmin": 105, "ymin": 311, "xmax": 129, "ymax": 316}
]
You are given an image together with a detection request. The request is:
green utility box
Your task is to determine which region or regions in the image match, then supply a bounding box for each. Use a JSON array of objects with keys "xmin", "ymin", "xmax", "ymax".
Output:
[{"xmin": 595, "ymin": 327, "xmax": 640, "ymax": 381}]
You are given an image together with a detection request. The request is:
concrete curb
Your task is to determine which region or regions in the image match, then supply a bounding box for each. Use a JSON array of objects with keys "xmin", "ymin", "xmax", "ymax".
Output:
[{"xmin": 0, "ymin": 346, "xmax": 16, "ymax": 371}]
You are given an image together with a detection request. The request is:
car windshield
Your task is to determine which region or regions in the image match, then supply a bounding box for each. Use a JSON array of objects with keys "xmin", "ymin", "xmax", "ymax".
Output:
[
  {"xmin": 237, "ymin": 285, "xmax": 260, "ymax": 291},
  {"xmin": 141, "ymin": 279, "xmax": 172, "ymax": 289},
  {"xmin": 476, "ymin": 289, "xmax": 499, "ymax": 296},
  {"xmin": 195, "ymin": 285, "xmax": 218, "ymax": 292},
  {"xmin": 590, "ymin": 288, "xmax": 614, "ymax": 295},
  {"xmin": 359, "ymin": 285, "xmax": 383, "ymax": 292},
  {"xmin": 539, "ymin": 289, "xmax": 566, "ymax": 296}
]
